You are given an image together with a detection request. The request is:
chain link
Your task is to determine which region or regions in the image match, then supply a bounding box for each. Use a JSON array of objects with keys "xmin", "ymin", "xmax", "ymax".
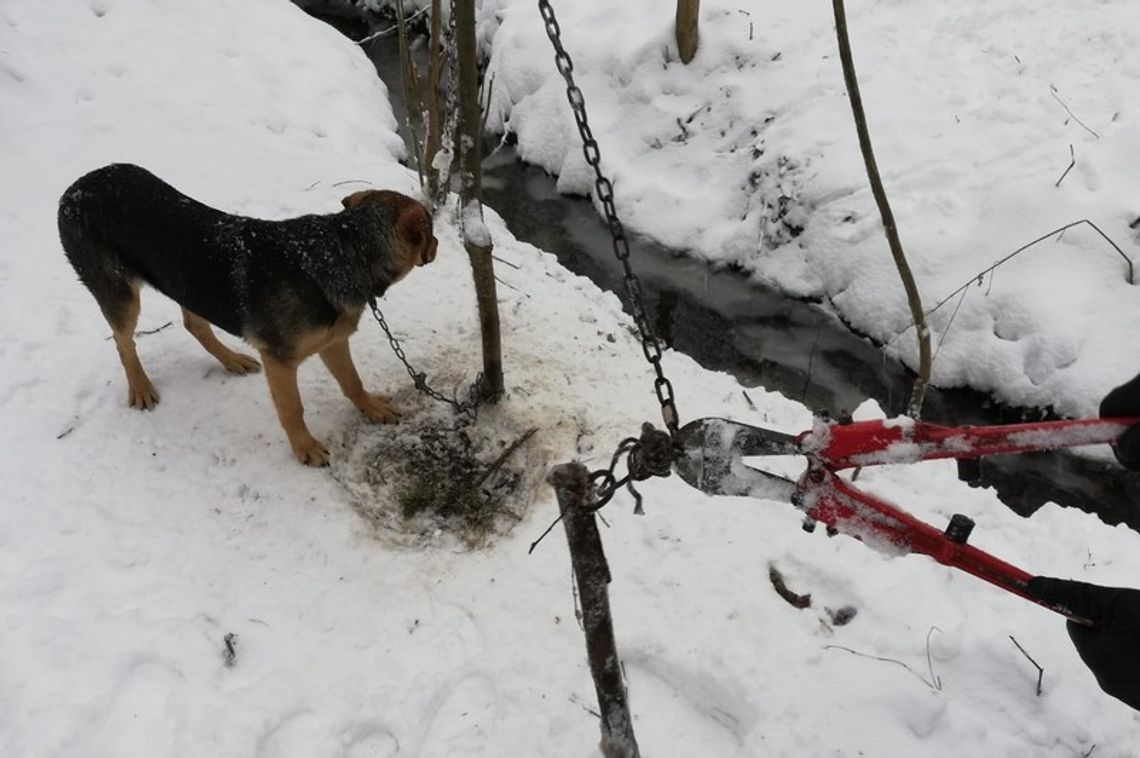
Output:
[
  {"xmin": 538, "ymin": 0, "xmax": 680, "ymax": 438},
  {"xmin": 369, "ymin": 298, "xmax": 491, "ymax": 422}
]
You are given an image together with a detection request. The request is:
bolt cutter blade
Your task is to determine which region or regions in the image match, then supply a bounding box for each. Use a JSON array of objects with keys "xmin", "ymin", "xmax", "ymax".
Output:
[{"xmin": 674, "ymin": 417, "xmax": 798, "ymax": 500}]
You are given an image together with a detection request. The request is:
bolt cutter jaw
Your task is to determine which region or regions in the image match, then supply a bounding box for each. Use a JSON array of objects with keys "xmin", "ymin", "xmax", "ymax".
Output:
[{"xmin": 674, "ymin": 417, "xmax": 798, "ymax": 501}]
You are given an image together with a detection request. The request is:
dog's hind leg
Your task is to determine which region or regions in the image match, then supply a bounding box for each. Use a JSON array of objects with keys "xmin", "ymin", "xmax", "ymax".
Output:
[
  {"xmin": 181, "ymin": 308, "xmax": 261, "ymax": 375},
  {"xmin": 319, "ymin": 339, "xmax": 400, "ymax": 423},
  {"xmin": 260, "ymin": 352, "xmax": 328, "ymax": 466},
  {"xmin": 59, "ymin": 224, "xmax": 159, "ymax": 409},
  {"xmin": 110, "ymin": 280, "xmax": 160, "ymax": 410}
]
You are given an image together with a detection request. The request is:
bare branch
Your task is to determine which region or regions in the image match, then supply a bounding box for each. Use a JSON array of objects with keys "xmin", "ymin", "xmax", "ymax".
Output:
[
  {"xmin": 1050, "ymin": 87, "xmax": 1101, "ymax": 139},
  {"xmin": 1009, "ymin": 635, "xmax": 1045, "ymax": 696},
  {"xmin": 926, "ymin": 627, "xmax": 943, "ymax": 691},
  {"xmin": 1055, "ymin": 144, "xmax": 1075, "ymax": 188},
  {"xmin": 823, "ymin": 644, "xmax": 942, "ymax": 691},
  {"xmin": 832, "ymin": 0, "xmax": 931, "ymax": 418},
  {"xmin": 923, "ymin": 220, "xmax": 1136, "ymax": 322}
]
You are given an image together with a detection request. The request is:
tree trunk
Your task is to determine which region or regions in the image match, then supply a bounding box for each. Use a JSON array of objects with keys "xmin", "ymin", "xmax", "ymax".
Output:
[
  {"xmin": 394, "ymin": 0, "xmax": 425, "ymax": 184},
  {"xmin": 424, "ymin": 0, "xmax": 444, "ymax": 203},
  {"xmin": 675, "ymin": 0, "xmax": 700, "ymax": 64},
  {"xmin": 455, "ymin": 0, "xmax": 504, "ymax": 398}
]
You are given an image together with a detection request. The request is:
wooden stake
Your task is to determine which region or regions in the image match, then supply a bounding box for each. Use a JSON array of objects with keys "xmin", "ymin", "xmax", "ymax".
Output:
[{"xmin": 547, "ymin": 463, "xmax": 641, "ymax": 758}]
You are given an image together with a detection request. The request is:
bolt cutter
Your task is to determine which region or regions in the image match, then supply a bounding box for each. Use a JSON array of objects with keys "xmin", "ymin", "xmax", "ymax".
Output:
[{"xmin": 674, "ymin": 414, "xmax": 1140, "ymax": 625}]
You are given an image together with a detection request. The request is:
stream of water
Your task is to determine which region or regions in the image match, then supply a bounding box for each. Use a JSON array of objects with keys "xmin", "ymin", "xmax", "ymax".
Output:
[{"xmin": 327, "ymin": 16, "xmax": 1140, "ymax": 533}]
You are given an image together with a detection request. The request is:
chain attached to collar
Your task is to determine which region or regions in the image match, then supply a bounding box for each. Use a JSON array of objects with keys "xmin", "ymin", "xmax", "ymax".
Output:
[{"xmin": 369, "ymin": 297, "xmax": 495, "ymax": 422}]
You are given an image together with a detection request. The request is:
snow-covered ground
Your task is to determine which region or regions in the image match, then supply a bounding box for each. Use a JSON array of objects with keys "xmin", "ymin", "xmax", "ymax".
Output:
[
  {"xmin": 485, "ymin": 0, "xmax": 1140, "ymax": 420},
  {"xmin": 2, "ymin": 1, "xmax": 1139, "ymax": 756}
]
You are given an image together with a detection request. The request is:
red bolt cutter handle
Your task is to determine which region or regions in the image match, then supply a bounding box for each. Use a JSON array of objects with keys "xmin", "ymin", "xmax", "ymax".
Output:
[
  {"xmin": 802, "ymin": 417, "xmax": 1140, "ymax": 471},
  {"xmin": 676, "ymin": 415, "xmax": 1140, "ymax": 624},
  {"xmin": 800, "ymin": 468, "xmax": 1042, "ymax": 606},
  {"xmin": 793, "ymin": 416, "xmax": 1140, "ymax": 624}
]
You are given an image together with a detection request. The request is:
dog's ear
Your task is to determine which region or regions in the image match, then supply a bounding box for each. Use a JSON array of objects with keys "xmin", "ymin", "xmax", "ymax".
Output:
[
  {"xmin": 395, "ymin": 202, "xmax": 430, "ymax": 244},
  {"xmin": 395, "ymin": 200, "xmax": 438, "ymax": 265},
  {"xmin": 341, "ymin": 190, "xmax": 377, "ymax": 209}
]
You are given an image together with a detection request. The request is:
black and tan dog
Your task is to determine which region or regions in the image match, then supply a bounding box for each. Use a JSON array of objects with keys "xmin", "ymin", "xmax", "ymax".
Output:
[{"xmin": 58, "ymin": 163, "xmax": 437, "ymax": 466}]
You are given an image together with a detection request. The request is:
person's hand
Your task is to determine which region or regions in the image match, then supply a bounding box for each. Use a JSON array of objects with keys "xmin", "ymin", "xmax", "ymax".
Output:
[
  {"xmin": 1100, "ymin": 373, "xmax": 1140, "ymax": 469},
  {"xmin": 1028, "ymin": 576, "xmax": 1140, "ymax": 711}
]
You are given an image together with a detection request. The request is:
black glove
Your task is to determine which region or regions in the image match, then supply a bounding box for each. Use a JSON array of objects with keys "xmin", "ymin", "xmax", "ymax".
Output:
[
  {"xmin": 1100, "ymin": 373, "xmax": 1140, "ymax": 469},
  {"xmin": 1028, "ymin": 576, "xmax": 1140, "ymax": 711}
]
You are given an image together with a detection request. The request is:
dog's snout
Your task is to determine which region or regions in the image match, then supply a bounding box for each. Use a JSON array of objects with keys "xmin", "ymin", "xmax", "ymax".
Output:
[{"xmin": 421, "ymin": 238, "xmax": 438, "ymax": 265}]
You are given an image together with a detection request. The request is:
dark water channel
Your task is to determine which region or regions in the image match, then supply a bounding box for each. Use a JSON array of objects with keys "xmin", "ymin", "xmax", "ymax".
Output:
[
  {"xmin": 478, "ymin": 149, "xmax": 1140, "ymax": 532},
  {"xmin": 325, "ymin": 15, "xmax": 1140, "ymax": 533}
]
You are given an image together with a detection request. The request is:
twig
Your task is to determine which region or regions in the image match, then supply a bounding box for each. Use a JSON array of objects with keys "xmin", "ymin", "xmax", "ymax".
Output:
[
  {"xmin": 493, "ymin": 275, "xmax": 527, "ymax": 296},
  {"xmin": 926, "ymin": 626, "xmax": 943, "ymax": 691},
  {"xmin": 823, "ymin": 644, "xmax": 942, "ymax": 691},
  {"xmin": 492, "ymin": 254, "xmax": 521, "ymax": 270},
  {"xmin": 528, "ymin": 513, "xmax": 564, "ymax": 554},
  {"xmin": 1009, "ymin": 635, "xmax": 1044, "ymax": 696},
  {"xmin": 1050, "ymin": 88, "xmax": 1101, "ymax": 139},
  {"xmin": 332, "ymin": 179, "xmax": 373, "ymax": 188},
  {"xmin": 479, "ymin": 72, "xmax": 496, "ymax": 141},
  {"xmin": 930, "ymin": 287, "xmax": 969, "ymax": 366},
  {"xmin": 356, "ymin": 24, "xmax": 398, "ymax": 45},
  {"xmin": 138, "ymin": 320, "xmax": 173, "ymax": 336},
  {"xmin": 741, "ymin": 390, "xmax": 756, "ymax": 410},
  {"xmin": 1055, "ymin": 144, "xmax": 1076, "ymax": 188},
  {"xmin": 909, "ymin": 219, "xmax": 1136, "ymax": 336},
  {"xmin": 1082, "ymin": 744, "xmax": 1098, "ymax": 758},
  {"xmin": 798, "ymin": 331, "xmax": 821, "ymax": 402},
  {"xmin": 354, "ymin": 7, "xmax": 429, "ymax": 46},
  {"xmin": 56, "ymin": 424, "xmax": 77, "ymax": 440},
  {"xmin": 105, "ymin": 321, "xmax": 173, "ymax": 341},
  {"xmin": 768, "ymin": 563, "xmax": 812, "ymax": 608},
  {"xmin": 570, "ymin": 693, "xmax": 603, "ymax": 720},
  {"xmin": 477, "ymin": 427, "xmax": 537, "ymax": 486}
]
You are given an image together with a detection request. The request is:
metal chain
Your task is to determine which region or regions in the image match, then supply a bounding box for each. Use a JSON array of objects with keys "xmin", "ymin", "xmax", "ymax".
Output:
[
  {"xmin": 369, "ymin": 298, "xmax": 491, "ymax": 421},
  {"xmin": 537, "ymin": 0, "xmax": 680, "ymax": 438}
]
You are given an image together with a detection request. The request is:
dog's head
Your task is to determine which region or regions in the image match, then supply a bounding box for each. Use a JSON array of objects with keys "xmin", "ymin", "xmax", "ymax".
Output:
[{"xmin": 341, "ymin": 190, "xmax": 438, "ymax": 283}]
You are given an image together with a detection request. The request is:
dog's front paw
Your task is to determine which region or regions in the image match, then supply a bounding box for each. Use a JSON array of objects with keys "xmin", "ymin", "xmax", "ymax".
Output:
[
  {"xmin": 292, "ymin": 434, "xmax": 330, "ymax": 467},
  {"xmin": 359, "ymin": 393, "xmax": 401, "ymax": 424},
  {"xmin": 221, "ymin": 352, "xmax": 261, "ymax": 375},
  {"xmin": 128, "ymin": 381, "xmax": 160, "ymax": 410}
]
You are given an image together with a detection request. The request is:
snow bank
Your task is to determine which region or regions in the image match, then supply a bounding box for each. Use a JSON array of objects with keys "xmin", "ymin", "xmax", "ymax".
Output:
[{"xmin": 485, "ymin": 0, "xmax": 1140, "ymax": 419}]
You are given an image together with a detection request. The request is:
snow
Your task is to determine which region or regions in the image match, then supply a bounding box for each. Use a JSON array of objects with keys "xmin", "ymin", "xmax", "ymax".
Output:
[
  {"xmin": 485, "ymin": 0, "xmax": 1140, "ymax": 420},
  {"xmin": 460, "ymin": 200, "xmax": 493, "ymax": 248},
  {"xmin": 2, "ymin": 1, "xmax": 1140, "ymax": 757}
]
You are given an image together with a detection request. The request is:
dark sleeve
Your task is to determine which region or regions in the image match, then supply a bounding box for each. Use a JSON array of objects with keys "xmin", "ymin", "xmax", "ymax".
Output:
[
  {"xmin": 1029, "ymin": 577, "xmax": 1140, "ymax": 711},
  {"xmin": 1099, "ymin": 374, "xmax": 1140, "ymax": 470}
]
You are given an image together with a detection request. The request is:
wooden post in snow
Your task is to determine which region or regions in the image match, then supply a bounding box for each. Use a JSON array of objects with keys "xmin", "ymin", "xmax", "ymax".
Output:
[
  {"xmin": 547, "ymin": 463, "xmax": 641, "ymax": 758},
  {"xmin": 676, "ymin": 0, "xmax": 700, "ymax": 64},
  {"xmin": 455, "ymin": 0, "xmax": 504, "ymax": 398}
]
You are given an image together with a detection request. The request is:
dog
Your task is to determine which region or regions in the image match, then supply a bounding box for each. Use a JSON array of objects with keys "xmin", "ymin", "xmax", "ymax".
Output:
[{"xmin": 58, "ymin": 163, "xmax": 437, "ymax": 466}]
